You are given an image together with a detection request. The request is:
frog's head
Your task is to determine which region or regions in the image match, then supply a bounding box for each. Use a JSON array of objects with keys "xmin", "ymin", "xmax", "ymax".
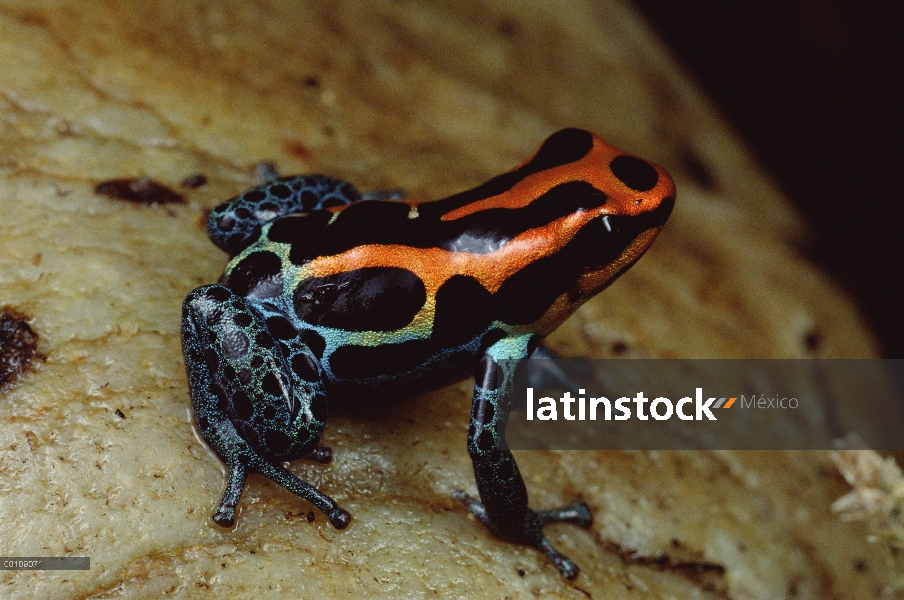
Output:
[
  {"xmin": 561, "ymin": 130, "xmax": 675, "ymax": 304},
  {"xmin": 488, "ymin": 129, "xmax": 675, "ymax": 333}
]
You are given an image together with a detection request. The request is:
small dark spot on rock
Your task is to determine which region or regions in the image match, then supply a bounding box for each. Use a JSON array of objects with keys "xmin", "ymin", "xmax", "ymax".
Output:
[
  {"xmin": 180, "ymin": 173, "xmax": 208, "ymax": 189},
  {"xmin": 1, "ymin": 306, "xmax": 42, "ymax": 388},
  {"xmin": 284, "ymin": 141, "xmax": 311, "ymax": 161},
  {"xmin": 611, "ymin": 341, "xmax": 628, "ymax": 356},
  {"xmin": 302, "ymin": 75, "xmax": 320, "ymax": 88},
  {"xmin": 498, "ymin": 17, "xmax": 518, "ymax": 36},
  {"xmin": 680, "ymin": 145, "xmax": 716, "ymax": 190},
  {"xmin": 853, "ymin": 559, "xmax": 867, "ymax": 572},
  {"xmin": 307, "ymin": 511, "xmax": 315, "ymax": 523},
  {"xmin": 517, "ymin": 567, "xmax": 526, "ymax": 577},
  {"xmin": 115, "ymin": 409, "xmax": 126, "ymax": 419},
  {"xmin": 95, "ymin": 177, "xmax": 184, "ymax": 205}
]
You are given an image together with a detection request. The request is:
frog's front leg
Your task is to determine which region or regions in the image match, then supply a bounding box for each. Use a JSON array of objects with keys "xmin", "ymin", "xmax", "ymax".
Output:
[
  {"xmin": 207, "ymin": 175, "xmax": 404, "ymax": 255},
  {"xmin": 453, "ymin": 337, "xmax": 592, "ymax": 579},
  {"xmin": 181, "ymin": 284, "xmax": 349, "ymax": 529}
]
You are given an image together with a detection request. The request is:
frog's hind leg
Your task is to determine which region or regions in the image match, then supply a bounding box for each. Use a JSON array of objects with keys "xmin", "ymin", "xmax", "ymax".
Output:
[
  {"xmin": 452, "ymin": 337, "xmax": 592, "ymax": 580},
  {"xmin": 206, "ymin": 175, "xmax": 365, "ymax": 255},
  {"xmin": 181, "ymin": 285, "xmax": 349, "ymax": 529}
]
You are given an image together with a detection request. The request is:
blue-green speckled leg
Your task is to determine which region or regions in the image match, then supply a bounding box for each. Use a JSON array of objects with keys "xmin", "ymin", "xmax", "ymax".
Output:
[
  {"xmin": 452, "ymin": 336, "xmax": 592, "ymax": 579},
  {"xmin": 207, "ymin": 175, "xmax": 404, "ymax": 255},
  {"xmin": 182, "ymin": 285, "xmax": 349, "ymax": 529}
]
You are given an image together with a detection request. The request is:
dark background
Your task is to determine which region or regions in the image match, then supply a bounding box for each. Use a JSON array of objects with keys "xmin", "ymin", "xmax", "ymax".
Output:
[{"xmin": 633, "ymin": 1, "xmax": 904, "ymax": 357}]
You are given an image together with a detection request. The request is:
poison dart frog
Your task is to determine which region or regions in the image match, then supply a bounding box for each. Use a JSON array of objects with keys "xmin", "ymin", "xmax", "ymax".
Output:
[{"xmin": 181, "ymin": 128, "xmax": 675, "ymax": 579}]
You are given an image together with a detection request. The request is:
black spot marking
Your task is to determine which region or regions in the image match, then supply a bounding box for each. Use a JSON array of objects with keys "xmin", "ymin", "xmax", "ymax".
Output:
[
  {"xmin": 238, "ymin": 423, "xmax": 260, "ymax": 449},
  {"xmin": 233, "ymin": 312, "xmax": 252, "ymax": 328},
  {"xmin": 222, "ymin": 365, "xmax": 236, "ymax": 382},
  {"xmin": 300, "ymin": 190, "xmax": 319, "ymax": 211},
  {"xmin": 197, "ymin": 415, "xmax": 209, "ymax": 431},
  {"xmin": 180, "ymin": 173, "xmax": 208, "ymax": 189},
  {"xmin": 610, "ymin": 155, "xmax": 659, "ymax": 192},
  {"xmin": 231, "ymin": 390, "xmax": 253, "ymax": 420},
  {"xmin": 291, "ymin": 354, "xmax": 320, "ymax": 382},
  {"xmin": 475, "ymin": 399, "xmax": 495, "ymax": 425},
  {"xmin": 251, "ymin": 355, "xmax": 264, "ymax": 369},
  {"xmin": 269, "ymin": 184, "xmax": 292, "ymax": 199},
  {"xmin": 255, "ymin": 330, "xmax": 275, "ymax": 350},
  {"xmin": 299, "ymin": 329, "xmax": 326, "ymax": 358},
  {"xmin": 264, "ymin": 429, "xmax": 292, "ymax": 456},
  {"xmin": 266, "ymin": 316, "xmax": 297, "ymax": 339},
  {"xmin": 227, "ymin": 251, "xmax": 284, "ymax": 299},
  {"xmin": 244, "ymin": 190, "xmax": 267, "ymax": 202},
  {"xmin": 477, "ymin": 430, "xmax": 494, "ymax": 452},
  {"xmin": 222, "ymin": 329, "xmax": 249, "ymax": 360},
  {"xmin": 262, "ymin": 372, "xmax": 283, "ymax": 397},
  {"xmin": 330, "ymin": 339, "xmax": 434, "ymax": 379},
  {"xmin": 204, "ymin": 348, "xmax": 220, "ymax": 373},
  {"xmin": 433, "ymin": 276, "xmax": 493, "ymax": 347},
  {"xmin": 205, "ymin": 286, "xmax": 231, "ymax": 302},
  {"xmin": 263, "ymin": 405, "xmax": 276, "ymax": 420},
  {"xmin": 95, "ymin": 177, "xmax": 184, "ymax": 204},
  {"xmin": 294, "ymin": 267, "xmax": 425, "ymax": 332},
  {"xmin": 310, "ymin": 393, "xmax": 327, "ymax": 422}
]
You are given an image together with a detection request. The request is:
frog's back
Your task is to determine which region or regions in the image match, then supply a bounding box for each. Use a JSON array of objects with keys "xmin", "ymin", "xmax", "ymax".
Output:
[{"xmin": 222, "ymin": 128, "xmax": 674, "ymax": 391}]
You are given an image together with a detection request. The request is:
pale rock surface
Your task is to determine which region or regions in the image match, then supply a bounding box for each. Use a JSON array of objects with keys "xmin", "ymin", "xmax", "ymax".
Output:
[{"xmin": 0, "ymin": 1, "xmax": 887, "ymax": 598}]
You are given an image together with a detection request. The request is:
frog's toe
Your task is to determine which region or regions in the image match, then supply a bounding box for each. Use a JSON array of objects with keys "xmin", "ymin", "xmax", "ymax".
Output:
[
  {"xmin": 212, "ymin": 505, "xmax": 237, "ymax": 528},
  {"xmin": 329, "ymin": 508, "xmax": 352, "ymax": 529},
  {"xmin": 538, "ymin": 502, "xmax": 592, "ymax": 530},
  {"xmin": 304, "ymin": 445, "xmax": 332, "ymax": 464}
]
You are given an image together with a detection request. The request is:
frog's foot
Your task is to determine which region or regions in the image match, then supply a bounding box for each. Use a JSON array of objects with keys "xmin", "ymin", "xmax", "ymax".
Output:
[{"xmin": 452, "ymin": 490, "xmax": 592, "ymax": 579}]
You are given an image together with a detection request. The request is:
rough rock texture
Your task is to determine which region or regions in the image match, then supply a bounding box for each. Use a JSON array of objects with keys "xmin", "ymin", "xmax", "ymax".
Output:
[{"xmin": 0, "ymin": 1, "xmax": 888, "ymax": 598}]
